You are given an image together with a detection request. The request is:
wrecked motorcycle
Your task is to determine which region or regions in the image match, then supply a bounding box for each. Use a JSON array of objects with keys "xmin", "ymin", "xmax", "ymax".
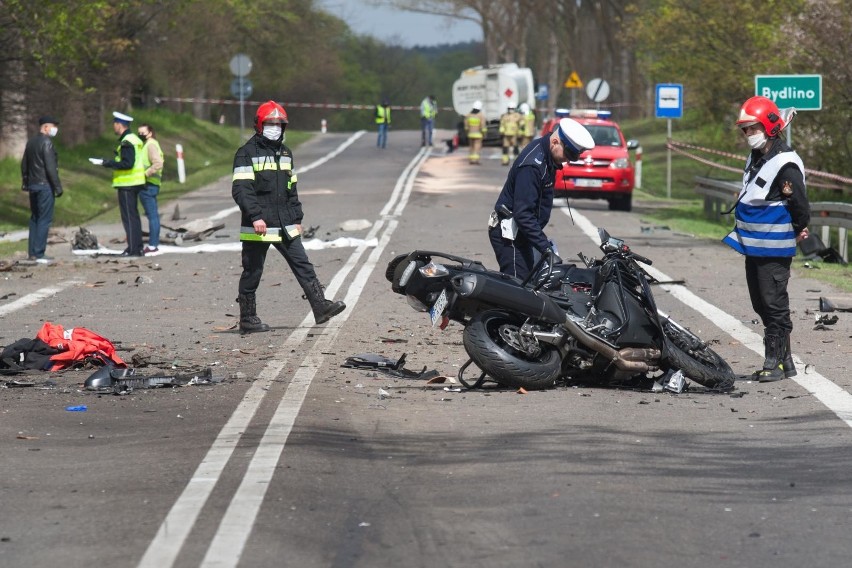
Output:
[{"xmin": 386, "ymin": 227, "xmax": 736, "ymax": 391}]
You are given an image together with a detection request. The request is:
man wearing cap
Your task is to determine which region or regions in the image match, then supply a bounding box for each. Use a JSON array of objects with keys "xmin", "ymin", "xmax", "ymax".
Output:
[
  {"xmin": 91, "ymin": 111, "xmax": 146, "ymax": 256},
  {"xmin": 21, "ymin": 115, "xmax": 64, "ymax": 264},
  {"xmin": 488, "ymin": 118, "xmax": 595, "ymax": 280}
]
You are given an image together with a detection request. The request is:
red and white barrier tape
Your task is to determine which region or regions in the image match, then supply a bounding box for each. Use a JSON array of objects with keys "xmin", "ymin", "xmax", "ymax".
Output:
[
  {"xmin": 667, "ymin": 140, "xmax": 852, "ymax": 187},
  {"xmin": 155, "ymin": 96, "xmax": 452, "ymax": 112}
]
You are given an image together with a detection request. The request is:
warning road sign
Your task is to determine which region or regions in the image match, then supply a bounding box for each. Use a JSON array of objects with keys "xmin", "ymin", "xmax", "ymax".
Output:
[{"xmin": 564, "ymin": 71, "xmax": 583, "ymax": 89}]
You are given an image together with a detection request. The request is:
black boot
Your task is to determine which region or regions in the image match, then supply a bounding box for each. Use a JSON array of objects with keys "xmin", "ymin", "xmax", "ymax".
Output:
[
  {"xmin": 756, "ymin": 334, "xmax": 785, "ymax": 382},
  {"xmin": 304, "ymin": 280, "xmax": 346, "ymax": 324},
  {"xmin": 782, "ymin": 333, "xmax": 797, "ymax": 378},
  {"xmin": 237, "ymin": 294, "xmax": 270, "ymax": 334}
]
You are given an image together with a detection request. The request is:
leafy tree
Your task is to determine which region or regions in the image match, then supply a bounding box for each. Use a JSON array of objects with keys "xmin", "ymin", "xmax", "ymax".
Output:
[{"xmin": 627, "ymin": 0, "xmax": 805, "ymax": 123}]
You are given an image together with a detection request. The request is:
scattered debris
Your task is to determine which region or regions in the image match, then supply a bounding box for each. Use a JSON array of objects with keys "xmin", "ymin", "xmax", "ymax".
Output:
[
  {"xmin": 71, "ymin": 227, "xmax": 99, "ymax": 250},
  {"xmin": 341, "ymin": 352, "xmax": 439, "ymax": 380},
  {"xmin": 814, "ymin": 313, "xmax": 839, "ymax": 330},
  {"xmin": 65, "ymin": 405, "xmax": 88, "ymax": 412},
  {"xmin": 663, "ymin": 370, "xmax": 688, "ymax": 394},
  {"xmin": 820, "ymin": 296, "xmax": 852, "ymax": 313}
]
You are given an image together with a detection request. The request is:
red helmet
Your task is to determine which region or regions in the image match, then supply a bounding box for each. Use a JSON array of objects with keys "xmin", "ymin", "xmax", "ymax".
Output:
[
  {"xmin": 736, "ymin": 96, "xmax": 784, "ymax": 137},
  {"xmin": 254, "ymin": 100, "xmax": 288, "ymax": 134}
]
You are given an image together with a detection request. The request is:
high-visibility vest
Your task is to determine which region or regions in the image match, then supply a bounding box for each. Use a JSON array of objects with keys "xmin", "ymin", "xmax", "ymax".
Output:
[
  {"xmin": 112, "ymin": 132, "xmax": 146, "ymax": 187},
  {"xmin": 142, "ymin": 137, "xmax": 164, "ymax": 186},
  {"xmin": 375, "ymin": 105, "xmax": 391, "ymax": 125},
  {"xmin": 723, "ymin": 151, "xmax": 804, "ymax": 257},
  {"xmin": 420, "ymin": 98, "xmax": 437, "ymax": 119}
]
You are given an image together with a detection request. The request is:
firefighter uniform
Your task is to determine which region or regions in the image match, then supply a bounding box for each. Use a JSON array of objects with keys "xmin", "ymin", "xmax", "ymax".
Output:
[
  {"xmin": 518, "ymin": 106, "xmax": 536, "ymax": 149},
  {"xmin": 499, "ymin": 107, "xmax": 521, "ymax": 165},
  {"xmin": 232, "ymin": 101, "xmax": 345, "ymax": 333},
  {"xmin": 464, "ymin": 110, "xmax": 486, "ymax": 164}
]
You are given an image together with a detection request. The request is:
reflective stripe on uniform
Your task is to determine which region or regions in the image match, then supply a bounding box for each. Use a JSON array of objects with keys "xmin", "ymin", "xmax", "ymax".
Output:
[{"xmin": 232, "ymin": 165, "xmax": 254, "ymax": 181}]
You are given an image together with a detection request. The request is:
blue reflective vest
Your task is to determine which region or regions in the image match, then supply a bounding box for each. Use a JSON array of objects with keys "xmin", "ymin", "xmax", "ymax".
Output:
[{"xmin": 723, "ymin": 151, "xmax": 804, "ymax": 257}]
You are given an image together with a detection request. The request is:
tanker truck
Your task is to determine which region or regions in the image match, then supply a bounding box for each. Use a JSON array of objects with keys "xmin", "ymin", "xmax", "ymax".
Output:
[{"xmin": 451, "ymin": 63, "xmax": 535, "ymax": 146}]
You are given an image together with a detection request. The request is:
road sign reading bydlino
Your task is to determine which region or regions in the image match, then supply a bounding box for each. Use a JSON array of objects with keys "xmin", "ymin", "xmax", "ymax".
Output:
[{"xmin": 755, "ymin": 74, "xmax": 822, "ymax": 111}]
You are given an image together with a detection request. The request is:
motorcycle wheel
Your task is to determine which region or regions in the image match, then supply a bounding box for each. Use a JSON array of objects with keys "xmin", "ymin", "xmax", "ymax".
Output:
[
  {"xmin": 463, "ymin": 310, "xmax": 561, "ymax": 390},
  {"xmin": 661, "ymin": 319, "xmax": 736, "ymax": 391}
]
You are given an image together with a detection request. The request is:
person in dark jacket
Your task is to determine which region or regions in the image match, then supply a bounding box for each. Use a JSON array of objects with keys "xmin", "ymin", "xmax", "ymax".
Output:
[
  {"xmin": 21, "ymin": 115, "xmax": 64, "ymax": 264},
  {"xmin": 232, "ymin": 100, "xmax": 346, "ymax": 334},
  {"xmin": 489, "ymin": 118, "xmax": 595, "ymax": 280},
  {"xmin": 724, "ymin": 95, "xmax": 811, "ymax": 382}
]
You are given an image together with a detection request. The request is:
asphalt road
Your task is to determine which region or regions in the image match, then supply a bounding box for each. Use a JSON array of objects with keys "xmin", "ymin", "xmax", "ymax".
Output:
[{"xmin": 2, "ymin": 129, "xmax": 851, "ymax": 568}]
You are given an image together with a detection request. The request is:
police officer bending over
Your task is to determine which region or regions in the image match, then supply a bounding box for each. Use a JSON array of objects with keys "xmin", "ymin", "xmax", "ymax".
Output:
[
  {"xmin": 232, "ymin": 101, "xmax": 345, "ymax": 333},
  {"xmin": 489, "ymin": 118, "xmax": 595, "ymax": 280}
]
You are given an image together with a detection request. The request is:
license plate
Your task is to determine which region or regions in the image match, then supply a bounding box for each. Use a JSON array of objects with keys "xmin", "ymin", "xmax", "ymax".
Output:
[
  {"xmin": 429, "ymin": 289, "xmax": 449, "ymax": 327},
  {"xmin": 574, "ymin": 178, "xmax": 603, "ymax": 187}
]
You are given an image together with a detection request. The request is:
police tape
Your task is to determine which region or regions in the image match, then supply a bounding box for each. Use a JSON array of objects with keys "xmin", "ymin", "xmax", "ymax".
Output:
[
  {"xmin": 667, "ymin": 140, "xmax": 852, "ymax": 188},
  {"xmin": 154, "ymin": 96, "xmax": 452, "ymax": 112}
]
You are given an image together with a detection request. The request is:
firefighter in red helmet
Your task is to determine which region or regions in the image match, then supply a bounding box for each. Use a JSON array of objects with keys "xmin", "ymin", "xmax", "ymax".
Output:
[
  {"xmin": 723, "ymin": 95, "xmax": 810, "ymax": 382},
  {"xmin": 231, "ymin": 100, "xmax": 345, "ymax": 333}
]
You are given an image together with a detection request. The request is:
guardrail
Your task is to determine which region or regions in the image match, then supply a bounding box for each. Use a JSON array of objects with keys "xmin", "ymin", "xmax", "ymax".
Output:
[{"xmin": 695, "ymin": 176, "xmax": 851, "ymax": 262}]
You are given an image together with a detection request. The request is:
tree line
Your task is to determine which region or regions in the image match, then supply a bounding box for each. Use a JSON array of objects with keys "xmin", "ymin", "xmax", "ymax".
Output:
[{"xmin": 1, "ymin": 0, "xmax": 849, "ymax": 177}]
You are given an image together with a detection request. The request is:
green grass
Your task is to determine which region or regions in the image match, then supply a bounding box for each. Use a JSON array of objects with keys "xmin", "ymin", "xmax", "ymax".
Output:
[{"xmin": 0, "ymin": 109, "xmax": 310, "ymax": 257}]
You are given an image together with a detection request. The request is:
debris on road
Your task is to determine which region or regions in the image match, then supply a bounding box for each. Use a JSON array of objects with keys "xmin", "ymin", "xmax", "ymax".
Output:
[{"xmin": 341, "ymin": 352, "xmax": 439, "ymax": 380}]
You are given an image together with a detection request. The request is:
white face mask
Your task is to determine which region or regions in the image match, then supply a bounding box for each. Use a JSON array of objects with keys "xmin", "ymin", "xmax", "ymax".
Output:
[
  {"xmin": 747, "ymin": 132, "xmax": 767, "ymax": 150},
  {"xmin": 262, "ymin": 124, "xmax": 282, "ymax": 140},
  {"xmin": 48, "ymin": 126, "xmax": 58, "ymax": 137}
]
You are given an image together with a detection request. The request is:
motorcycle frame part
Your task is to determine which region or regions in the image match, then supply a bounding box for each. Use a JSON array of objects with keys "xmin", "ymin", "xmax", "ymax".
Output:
[{"xmin": 457, "ymin": 358, "xmax": 490, "ymax": 389}]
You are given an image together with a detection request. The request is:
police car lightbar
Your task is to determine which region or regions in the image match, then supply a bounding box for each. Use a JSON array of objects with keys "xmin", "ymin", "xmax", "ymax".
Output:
[{"xmin": 568, "ymin": 109, "xmax": 612, "ymax": 120}]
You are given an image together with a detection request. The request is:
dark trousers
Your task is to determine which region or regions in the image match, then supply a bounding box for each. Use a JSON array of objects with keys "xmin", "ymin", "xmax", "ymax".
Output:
[
  {"xmin": 28, "ymin": 187, "xmax": 54, "ymax": 258},
  {"xmin": 489, "ymin": 226, "xmax": 536, "ymax": 281},
  {"xmin": 745, "ymin": 256, "xmax": 792, "ymax": 337},
  {"xmin": 238, "ymin": 238, "xmax": 319, "ymax": 297},
  {"xmin": 117, "ymin": 185, "xmax": 144, "ymax": 255}
]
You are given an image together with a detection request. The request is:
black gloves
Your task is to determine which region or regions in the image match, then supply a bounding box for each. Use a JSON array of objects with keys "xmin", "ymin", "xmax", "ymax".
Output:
[{"xmin": 54, "ymin": 187, "xmax": 63, "ymax": 198}]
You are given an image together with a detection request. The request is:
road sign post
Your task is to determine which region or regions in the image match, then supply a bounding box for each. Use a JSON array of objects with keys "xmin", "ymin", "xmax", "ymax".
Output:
[
  {"xmin": 229, "ymin": 54, "xmax": 253, "ymax": 140},
  {"xmin": 655, "ymin": 84, "xmax": 683, "ymax": 199}
]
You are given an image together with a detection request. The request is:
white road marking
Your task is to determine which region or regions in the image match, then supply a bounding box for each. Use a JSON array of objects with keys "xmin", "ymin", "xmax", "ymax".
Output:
[
  {"xmin": 0, "ymin": 279, "xmax": 83, "ymax": 317},
  {"xmin": 137, "ymin": 141, "xmax": 428, "ymax": 568},
  {"xmin": 564, "ymin": 207, "xmax": 852, "ymax": 429}
]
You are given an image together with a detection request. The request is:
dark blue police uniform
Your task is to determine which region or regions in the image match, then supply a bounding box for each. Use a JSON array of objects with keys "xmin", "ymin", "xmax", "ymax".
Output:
[{"xmin": 488, "ymin": 136, "xmax": 558, "ymax": 280}]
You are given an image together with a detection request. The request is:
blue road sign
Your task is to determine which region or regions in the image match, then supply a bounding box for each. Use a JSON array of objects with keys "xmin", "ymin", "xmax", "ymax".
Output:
[{"xmin": 655, "ymin": 83, "xmax": 683, "ymax": 119}]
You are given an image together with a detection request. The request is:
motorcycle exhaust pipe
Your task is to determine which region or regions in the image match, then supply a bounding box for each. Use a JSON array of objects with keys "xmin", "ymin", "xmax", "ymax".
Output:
[
  {"xmin": 561, "ymin": 317, "xmax": 661, "ymax": 373},
  {"xmin": 453, "ymin": 273, "xmax": 660, "ymax": 372},
  {"xmin": 452, "ymin": 273, "xmax": 566, "ymax": 324}
]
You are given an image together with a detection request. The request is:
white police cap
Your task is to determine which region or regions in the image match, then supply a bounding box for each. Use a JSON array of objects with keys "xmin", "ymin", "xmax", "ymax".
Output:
[
  {"xmin": 557, "ymin": 118, "xmax": 595, "ymax": 154},
  {"xmin": 112, "ymin": 111, "xmax": 134, "ymax": 123}
]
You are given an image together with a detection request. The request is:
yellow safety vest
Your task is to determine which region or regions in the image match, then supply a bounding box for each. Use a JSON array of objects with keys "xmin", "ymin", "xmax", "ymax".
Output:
[
  {"xmin": 142, "ymin": 137, "xmax": 164, "ymax": 186},
  {"xmin": 375, "ymin": 105, "xmax": 391, "ymax": 125},
  {"xmin": 112, "ymin": 132, "xmax": 146, "ymax": 187}
]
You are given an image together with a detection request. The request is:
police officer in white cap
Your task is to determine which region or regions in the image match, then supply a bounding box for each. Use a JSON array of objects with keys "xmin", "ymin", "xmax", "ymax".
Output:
[
  {"xmin": 90, "ymin": 111, "xmax": 147, "ymax": 256},
  {"xmin": 488, "ymin": 117, "xmax": 594, "ymax": 280}
]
